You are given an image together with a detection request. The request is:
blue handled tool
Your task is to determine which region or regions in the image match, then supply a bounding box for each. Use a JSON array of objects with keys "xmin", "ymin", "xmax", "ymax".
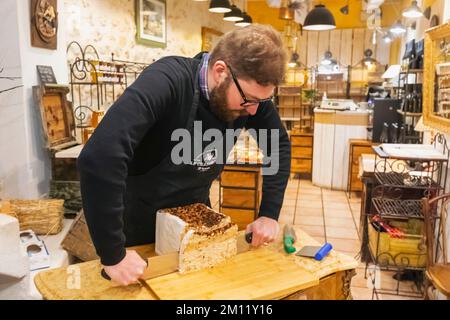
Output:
[{"xmin": 296, "ymin": 243, "xmax": 333, "ymax": 261}]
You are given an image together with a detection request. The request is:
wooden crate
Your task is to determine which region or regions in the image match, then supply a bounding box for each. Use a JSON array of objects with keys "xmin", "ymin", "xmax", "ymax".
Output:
[
  {"xmin": 61, "ymin": 210, "xmax": 99, "ymax": 262},
  {"xmin": 33, "ymin": 85, "xmax": 78, "ymax": 153}
]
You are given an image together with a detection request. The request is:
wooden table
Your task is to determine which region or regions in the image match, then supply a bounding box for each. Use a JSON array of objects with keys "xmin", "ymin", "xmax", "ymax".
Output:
[{"xmin": 34, "ymin": 226, "xmax": 358, "ymax": 300}]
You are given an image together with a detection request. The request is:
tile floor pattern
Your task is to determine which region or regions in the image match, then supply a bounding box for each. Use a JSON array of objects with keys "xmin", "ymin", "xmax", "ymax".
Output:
[{"xmin": 210, "ymin": 178, "xmax": 422, "ymax": 300}]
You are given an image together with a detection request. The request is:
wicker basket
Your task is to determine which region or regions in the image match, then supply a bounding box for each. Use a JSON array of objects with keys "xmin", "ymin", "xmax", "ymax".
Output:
[
  {"xmin": 367, "ymin": 218, "xmax": 427, "ymax": 268},
  {"xmin": 6, "ymin": 199, "xmax": 64, "ymax": 235},
  {"xmin": 0, "ymin": 200, "xmax": 18, "ymax": 219},
  {"xmin": 61, "ymin": 210, "xmax": 99, "ymax": 261}
]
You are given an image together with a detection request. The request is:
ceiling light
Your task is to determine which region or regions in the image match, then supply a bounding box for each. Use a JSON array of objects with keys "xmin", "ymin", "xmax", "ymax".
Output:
[
  {"xmin": 279, "ymin": 6, "xmax": 295, "ymax": 20},
  {"xmin": 390, "ymin": 20, "xmax": 407, "ymax": 35},
  {"xmin": 235, "ymin": 12, "xmax": 252, "ymax": 27},
  {"xmin": 402, "ymin": 1, "xmax": 423, "ymax": 19},
  {"xmin": 209, "ymin": 0, "xmax": 232, "ymax": 13},
  {"xmin": 340, "ymin": 5, "xmax": 349, "ymax": 15},
  {"xmin": 303, "ymin": 5, "xmax": 336, "ymax": 31},
  {"xmin": 363, "ymin": 49, "xmax": 376, "ymax": 67},
  {"xmin": 224, "ymin": 4, "xmax": 243, "ymax": 21},
  {"xmin": 288, "ymin": 52, "xmax": 300, "ymax": 68},
  {"xmin": 382, "ymin": 32, "xmax": 393, "ymax": 43},
  {"xmin": 321, "ymin": 51, "xmax": 333, "ymax": 66}
]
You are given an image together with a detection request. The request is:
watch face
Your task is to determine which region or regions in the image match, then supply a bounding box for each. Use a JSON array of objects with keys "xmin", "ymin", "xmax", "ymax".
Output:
[{"xmin": 35, "ymin": 0, "xmax": 57, "ymax": 42}]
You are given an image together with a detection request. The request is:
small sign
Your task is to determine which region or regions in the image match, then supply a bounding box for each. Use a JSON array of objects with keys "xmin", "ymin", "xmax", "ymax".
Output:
[{"xmin": 37, "ymin": 65, "xmax": 57, "ymax": 84}]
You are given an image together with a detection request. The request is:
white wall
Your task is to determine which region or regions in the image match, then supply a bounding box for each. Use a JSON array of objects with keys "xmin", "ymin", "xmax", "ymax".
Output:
[
  {"xmin": 1, "ymin": 0, "xmax": 245, "ymax": 199},
  {"xmin": 0, "ymin": 0, "xmax": 68, "ymax": 199}
]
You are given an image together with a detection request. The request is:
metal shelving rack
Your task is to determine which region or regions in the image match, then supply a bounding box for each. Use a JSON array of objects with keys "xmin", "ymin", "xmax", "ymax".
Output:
[
  {"xmin": 365, "ymin": 134, "xmax": 450, "ymax": 299},
  {"xmin": 397, "ymin": 68, "xmax": 424, "ymax": 144},
  {"xmin": 66, "ymin": 41, "xmax": 148, "ymax": 135},
  {"xmin": 276, "ymin": 67, "xmax": 315, "ymax": 132}
]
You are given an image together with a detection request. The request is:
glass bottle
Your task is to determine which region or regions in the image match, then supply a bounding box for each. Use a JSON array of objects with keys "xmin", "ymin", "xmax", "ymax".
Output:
[
  {"xmin": 406, "ymin": 85, "xmax": 413, "ymax": 113},
  {"xmin": 380, "ymin": 122, "xmax": 389, "ymax": 143},
  {"xmin": 417, "ymin": 86, "xmax": 423, "ymax": 113},
  {"xmin": 398, "ymin": 125, "xmax": 405, "ymax": 143},
  {"xmin": 390, "ymin": 123, "xmax": 399, "ymax": 143},
  {"xmin": 411, "ymin": 85, "xmax": 418, "ymax": 113}
]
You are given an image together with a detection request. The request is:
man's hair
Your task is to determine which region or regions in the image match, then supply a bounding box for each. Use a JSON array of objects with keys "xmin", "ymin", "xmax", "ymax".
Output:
[{"xmin": 208, "ymin": 24, "xmax": 287, "ymax": 86}]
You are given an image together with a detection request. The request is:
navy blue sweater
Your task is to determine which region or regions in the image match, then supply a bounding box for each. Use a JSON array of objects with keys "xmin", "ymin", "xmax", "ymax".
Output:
[{"xmin": 78, "ymin": 55, "xmax": 291, "ymax": 265}]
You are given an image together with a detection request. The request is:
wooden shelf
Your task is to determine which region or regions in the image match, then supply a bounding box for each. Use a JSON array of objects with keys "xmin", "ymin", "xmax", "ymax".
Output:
[
  {"xmin": 399, "ymin": 69, "xmax": 423, "ymax": 74},
  {"xmin": 277, "ymin": 93, "xmax": 302, "ymax": 97},
  {"xmin": 282, "ymin": 116, "xmax": 312, "ymax": 120},
  {"xmin": 397, "ymin": 110, "xmax": 422, "ymax": 117}
]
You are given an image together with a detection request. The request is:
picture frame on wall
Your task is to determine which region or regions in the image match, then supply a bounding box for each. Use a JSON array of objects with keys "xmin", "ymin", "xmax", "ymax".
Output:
[
  {"xmin": 201, "ymin": 27, "xmax": 223, "ymax": 52},
  {"xmin": 30, "ymin": 0, "xmax": 58, "ymax": 50},
  {"xmin": 135, "ymin": 0, "xmax": 167, "ymax": 48}
]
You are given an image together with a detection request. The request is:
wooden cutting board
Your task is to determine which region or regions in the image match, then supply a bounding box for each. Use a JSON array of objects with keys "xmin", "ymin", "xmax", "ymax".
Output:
[{"xmin": 146, "ymin": 247, "xmax": 318, "ymax": 300}]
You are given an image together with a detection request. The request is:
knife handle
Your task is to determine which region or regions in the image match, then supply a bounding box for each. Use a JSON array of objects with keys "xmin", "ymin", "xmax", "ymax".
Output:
[
  {"xmin": 100, "ymin": 259, "xmax": 149, "ymax": 281},
  {"xmin": 245, "ymin": 232, "xmax": 253, "ymax": 244},
  {"xmin": 101, "ymin": 268, "xmax": 111, "ymax": 281}
]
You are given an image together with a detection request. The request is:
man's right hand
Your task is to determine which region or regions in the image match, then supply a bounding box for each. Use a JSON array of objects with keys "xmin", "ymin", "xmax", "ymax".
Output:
[{"xmin": 103, "ymin": 250, "xmax": 147, "ymax": 286}]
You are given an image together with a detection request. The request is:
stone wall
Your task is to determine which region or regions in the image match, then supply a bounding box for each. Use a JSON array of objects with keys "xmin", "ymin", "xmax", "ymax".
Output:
[{"xmin": 63, "ymin": 0, "xmax": 242, "ymax": 65}]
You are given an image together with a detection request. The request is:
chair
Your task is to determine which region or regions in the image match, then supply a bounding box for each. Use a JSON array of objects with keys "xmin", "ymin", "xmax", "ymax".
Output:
[{"xmin": 422, "ymin": 194, "xmax": 450, "ymax": 299}]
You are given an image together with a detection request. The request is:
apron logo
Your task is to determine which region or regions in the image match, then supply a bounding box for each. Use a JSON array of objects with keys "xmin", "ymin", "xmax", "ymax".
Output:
[
  {"xmin": 193, "ymin": 149, "xmax": 217, "ymax": 172},
  {"xmin": 171, "ymin": 121, "xmax": 281, "ymax": 176}
]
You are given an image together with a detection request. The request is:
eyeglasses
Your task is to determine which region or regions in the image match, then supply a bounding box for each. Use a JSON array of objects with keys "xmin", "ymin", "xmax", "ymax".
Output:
[{"xmin": 226, "ymin": 64, "xmax": 273, "ymax": 107}]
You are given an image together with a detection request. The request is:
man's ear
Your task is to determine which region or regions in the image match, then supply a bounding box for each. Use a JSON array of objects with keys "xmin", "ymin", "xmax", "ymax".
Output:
[{"xmin": 211, "ymin": 60, "xmax": 227, "ymax": 84}]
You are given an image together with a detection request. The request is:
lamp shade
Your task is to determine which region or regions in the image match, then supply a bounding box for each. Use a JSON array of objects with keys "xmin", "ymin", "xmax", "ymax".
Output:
[
  {"xmin": 303, "ymin": 4, "xmax": 336, "ymax": 31},
  {"xmin": 279, "ymin": 6, "xmax": 295, "ymax": 20},
  {"xmin": 288, "ymin": 52, "xmax": 300, "ymax": 68},
  {"xmin": 363, "ymin": 49, "xmax": 376, "ymax": 66},
  {"xmin": 224, "ymin": 5, "xmax": 243, "ymax": 21},
  {"xmin": 235, "ymin": 12, "xmax": 252, "ymax": 27},
  {"xmin": 402, "ymin": 1, "xmax": 423, "ymax": 19},
  {"xmin": 209, "ymin": 0, "xmax": 232, "ymax": 13},
  {"xmin": 390, "ymin": 20, "xmax": 407, "ymax": 35},
  {"xmin": 321, "ymin": 51, "xmax": 333, "ymax": 65},
  {"xmin": 383, "ymin": 32, "xmax": 393, "ymax": 43}
]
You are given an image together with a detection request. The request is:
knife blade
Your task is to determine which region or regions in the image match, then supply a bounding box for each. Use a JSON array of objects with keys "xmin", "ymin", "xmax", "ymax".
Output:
[{"xmin": 101, "ymin": 232, "xmax": 253, "ymax": 281}]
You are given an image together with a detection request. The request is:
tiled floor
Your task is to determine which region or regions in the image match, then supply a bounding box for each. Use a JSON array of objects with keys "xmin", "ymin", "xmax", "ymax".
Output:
[{"xmin": 210, "ymin": 177, "xmax": 422, "ymax": 300}]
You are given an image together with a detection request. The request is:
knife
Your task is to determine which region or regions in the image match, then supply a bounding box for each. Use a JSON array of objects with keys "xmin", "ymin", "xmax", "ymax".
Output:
[
  {"xmin": 283, "ymin": 224, "xmax": 297, "ymax": 254},
  {"xmin": 101, "ymin": 232, "xmax": 253, "ymax": 281}
]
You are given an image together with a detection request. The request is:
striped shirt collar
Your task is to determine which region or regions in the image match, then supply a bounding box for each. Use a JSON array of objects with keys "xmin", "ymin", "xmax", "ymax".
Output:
[{"xmin": 199, "ymin": 53, "xmax": 210, "ymax": 101}]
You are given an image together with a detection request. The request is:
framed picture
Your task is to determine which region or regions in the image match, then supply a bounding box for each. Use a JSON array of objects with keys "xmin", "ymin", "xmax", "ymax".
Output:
[
  {"xmin": 31, "ymin": 0, "xmax": 58, "ymax": 50},
  {"xmin": 135, "ymin": 0, "xmax": 166, "ymax": 48},
  {"xmin": 201, "ymin": 27, "xmax": 223, "ymax": 52},
  {"xmin": 36, "ymin": 65, "xmax": 57, "ymax": 84}
]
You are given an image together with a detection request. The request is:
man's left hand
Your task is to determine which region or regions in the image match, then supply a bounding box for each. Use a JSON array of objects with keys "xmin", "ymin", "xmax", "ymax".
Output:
[{"xmin": 245, "ymin": 216, "xmax": 279, "ymax": 247}]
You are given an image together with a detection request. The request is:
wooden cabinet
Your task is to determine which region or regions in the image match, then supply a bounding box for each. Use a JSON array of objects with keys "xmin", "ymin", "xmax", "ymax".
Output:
[
  {"xmin": 290, "ymin": 132, "xmax": 313, "ymax": 175},
  {"xmin": 219, "ymin": 165, "xmax": 262, "ymax": 230},
  {"xmin": 347, "ymin": 139, "xmax": 376, "ymax": 193}
]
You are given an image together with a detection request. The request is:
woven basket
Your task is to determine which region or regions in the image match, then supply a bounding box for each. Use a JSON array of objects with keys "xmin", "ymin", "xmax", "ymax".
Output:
[
  {"xmin": 0, "ymin": 200, "xmax": 18, "ymax": 219},
  {"xmin": 8, "ymin": 199, "xmax": 64, "ymax": 235}
]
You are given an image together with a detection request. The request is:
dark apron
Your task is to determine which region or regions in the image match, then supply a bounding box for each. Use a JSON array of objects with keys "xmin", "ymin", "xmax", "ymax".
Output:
[{"xmin": 123, "ymin": 63, "xmax": 225, "ymax": 247}]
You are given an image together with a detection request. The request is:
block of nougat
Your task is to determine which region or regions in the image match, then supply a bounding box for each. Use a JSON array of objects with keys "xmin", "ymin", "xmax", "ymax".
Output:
[{"xmin": 155, "ymin": 203, "xmax": 238, "ymax": 273}]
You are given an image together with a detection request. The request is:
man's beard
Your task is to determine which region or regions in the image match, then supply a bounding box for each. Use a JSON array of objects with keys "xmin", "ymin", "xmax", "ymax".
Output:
[{"xmin": 209, "ymin": 79, "xmax": 249, "ymax": 123}]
